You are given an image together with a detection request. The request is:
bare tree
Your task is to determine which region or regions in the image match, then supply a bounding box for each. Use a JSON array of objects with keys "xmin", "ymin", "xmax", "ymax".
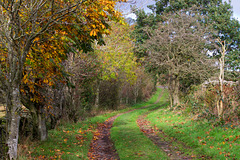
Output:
[
  {"xmin": 216, "ymin": 39, "xmax": 229, "ymax": 118},
  {"xmin": 0, "ymin": 1, "xmax": 80, "ymax": 159},
  {"xmin": 143, "ymin": 9, "xmax": 215, "ymax": 107}
]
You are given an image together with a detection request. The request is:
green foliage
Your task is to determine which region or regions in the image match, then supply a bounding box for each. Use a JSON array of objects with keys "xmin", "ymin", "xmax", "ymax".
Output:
[
  {"xmin": 134, "ymin": 0, "xmax": 240, "ymax": 71},
  {"xmin": 95, "ymin": 22, "xmax": 137, "ymax": 82},
  {"xmin": 93, "ymin": 21, "xmax": 155, "ymax": 109},
  {"xmin": 224, "ymin": 70, "xmax": 240, "ymax": 82},
  {"xmin": 140, "ymin": 8, "xmax": 214, "ymax": 107},
  {"xmin": 133, "ymin": 10, "xmax": 159, "ymax": 59},
  {"xmin": 226, "ymin": 50, "xmax": 240, "ymax": 71}
]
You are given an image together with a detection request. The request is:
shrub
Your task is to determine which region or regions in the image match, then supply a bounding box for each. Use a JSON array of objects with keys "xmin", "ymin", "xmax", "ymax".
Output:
[{"xmin": 183, "ymin": 83, "xmax": 239, "ymax": 125}]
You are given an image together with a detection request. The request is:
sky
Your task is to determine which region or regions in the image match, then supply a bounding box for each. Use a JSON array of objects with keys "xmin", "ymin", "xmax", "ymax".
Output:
[
  {"xmin": 223, "ymin": 0, "xmax": 240, "ymax": 20},
  {"xmin": 121, "ymin": 0, "xmax": 240, "ymax": 20}
]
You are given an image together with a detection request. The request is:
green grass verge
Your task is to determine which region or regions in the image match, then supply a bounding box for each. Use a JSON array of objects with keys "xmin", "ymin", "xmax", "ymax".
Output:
[
  {"xmin": 146, "ymin": 89, "xmax": 240, "ymax": 160},
  {"xmin": 20, "ymin": 89, "xmax": 161, "ymax": 160},
  {"xmin": 111, "ymin": 88, "xmax": 169, "ymax": 160}
]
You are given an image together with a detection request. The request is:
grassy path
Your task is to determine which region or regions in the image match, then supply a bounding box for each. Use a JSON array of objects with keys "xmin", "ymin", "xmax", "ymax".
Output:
[
  {"xmin": 136, "ymin": 90, "xmax": 194, "ymax": 160},
  {"xmin": 88, "ymin": 88, "xmax": 167, "ymax": 160},
  {"xmin": 111, "ymin": 89, "xmax": 168, "ymax": 160}
]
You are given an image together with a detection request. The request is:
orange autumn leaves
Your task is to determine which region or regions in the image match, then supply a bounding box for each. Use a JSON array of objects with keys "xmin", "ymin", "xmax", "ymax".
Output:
[
  {"xmin": 84, "ymin": 0, "xmax": 126, "ymax": 37},
  {"xmin": 20, "ymin": 0, "xmax": 126, "ymax": 103}
]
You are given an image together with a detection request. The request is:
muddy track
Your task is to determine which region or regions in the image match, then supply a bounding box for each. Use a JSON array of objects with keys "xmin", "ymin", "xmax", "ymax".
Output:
[{"xmin": 88, "ymin": 114, "xmax": 122, "ymax": 160}]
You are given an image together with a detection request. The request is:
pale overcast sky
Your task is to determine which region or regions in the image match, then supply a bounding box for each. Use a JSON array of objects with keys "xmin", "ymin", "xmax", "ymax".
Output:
[
  {"xmin": 223, "ymin": 0, "xmax": 240, "ymax": 20},
  {"xmin": 121, "ymin": 0, "xmax": 240, "ymax": 20}
]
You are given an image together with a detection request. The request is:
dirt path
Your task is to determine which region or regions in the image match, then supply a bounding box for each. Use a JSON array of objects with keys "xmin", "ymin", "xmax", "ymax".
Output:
[{"xmin": 88, "ymin": 114, "xmax": 122, "ymax": 160}]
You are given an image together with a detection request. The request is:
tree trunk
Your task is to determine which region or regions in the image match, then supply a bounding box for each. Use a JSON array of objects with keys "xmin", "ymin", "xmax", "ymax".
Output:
[
  {"xmin": 6, "ymin": 86, "xmax": 21, "ymax": 160},
  {"xmin": 37, "ymin": 109, "xmax": 47, "ymax": 141},
  {"xmin": 126, "ymin": 90, "xmax": 129, "ymax": 104},
  {"xmin": 95, "ymin": 80, "xmax": 100, "ymax": 109},
  {"xmin": 31, "ymin": 111, "xmax": 40, "ymax": 140},
  {"xmin": 118, "ymin": 85, "xmax": 122, "ymax": 105},
  {"xmin": 134, "ymin": 84, "xmax": 139, "ymax": 104},
  {"xmin": 173, "ymin": 79, "xmax": 180, "ymax": 106},
  {"xmin": 28, "ymin": 105, "xmax": 47, "ymax": 141},
  {"xmin": 168, "ymin": 74, "xmax": 180, "ymax": 107},
  {"xmin": 217, "ymin": 40, "xmax": 226, "ymax": 118},
  {"xmin": 120, "ymin": 98, "xmax": 123, "ymax": 105},
  {"xmin": 59, "ymin": 90, "xmax": 64, "ymax": 118},
  {"xmin": 173, "ymin": 92, "xmax": 180, "ymax": 106},
  {"xmin": 218, "ymin": 62, "xmax": 224, "ymax": 117},
  {"xmin": 168, "ymin": 74, "xmax": 174, "ymax": 107}
]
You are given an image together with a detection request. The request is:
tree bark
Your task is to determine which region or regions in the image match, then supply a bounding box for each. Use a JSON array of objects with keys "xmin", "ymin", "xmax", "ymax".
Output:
[
  {"xmin": 134, "ymin": 83, "xmax": 139, "ymax": 104},
  {"xmin": 173, "ymin": 78, "xmax": 180, "ymax": 106},
  {"xmin": 37, "ymin": 109, "xmax": 47, "ymax": 141},
  {"xmin": 31, "ymin": 111, "xmax": 40, "ymax": 140},
  {"xmin": 167, "ymin": 74, "xmax": 180, "ymax": 107},
  {"xmin": 6, "ymin": 86, "xmax": 21, "ymax": 160},
  {"xmin": 168, "ymin": 74, "xmax": 174, "ymax": 107},
  {"xmin": 95, "ymin": 79, "xmax": 101, "ymax": 109}
]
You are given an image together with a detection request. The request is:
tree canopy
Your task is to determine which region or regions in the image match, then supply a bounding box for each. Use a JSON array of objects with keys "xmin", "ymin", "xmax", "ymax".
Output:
[
  {"xmin": 134, "ymin": 0, "xmax": 240, "ymax": 71},
  {"xmin": 142, "ymin": 8, "xmax": 215, "ymax": 106}
]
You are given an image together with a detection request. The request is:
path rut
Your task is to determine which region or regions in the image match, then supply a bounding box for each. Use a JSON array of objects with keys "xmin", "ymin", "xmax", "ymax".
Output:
[
  {"xmin": 88, "ymin": 114, "xmax": 122, "ymax": 160},
  {"xmin": 137, "ymin": 89, "xmax": 193, "ymax": 159},
  {"xmin": 137, "ymin": 114, "xmax": 193, "ymax": 160}
]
